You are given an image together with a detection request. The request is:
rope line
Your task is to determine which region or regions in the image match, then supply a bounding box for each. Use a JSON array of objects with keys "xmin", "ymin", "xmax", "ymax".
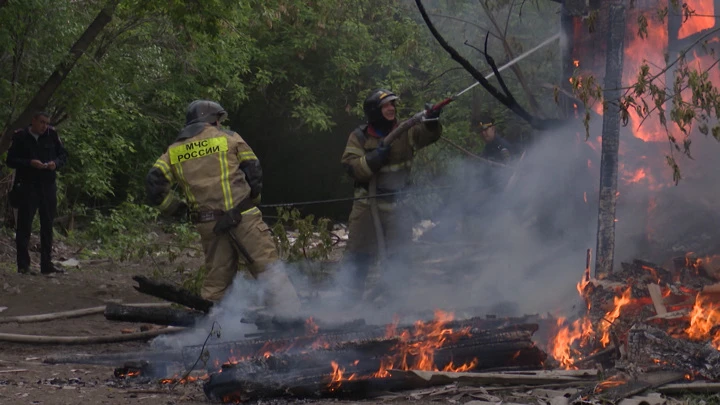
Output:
[{"xmin": 258, "ymin": 186, "xmax": 454, "ymax": 208}]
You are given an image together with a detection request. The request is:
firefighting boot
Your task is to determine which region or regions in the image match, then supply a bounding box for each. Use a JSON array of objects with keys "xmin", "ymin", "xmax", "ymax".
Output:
[{"xmin": 256, "ymin": 263, "xmax": 301, "ymax": 316}]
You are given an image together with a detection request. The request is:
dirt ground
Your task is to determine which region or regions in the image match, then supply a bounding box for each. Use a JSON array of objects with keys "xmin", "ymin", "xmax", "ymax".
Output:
[
  {"xmin": 0, "ymin": 228, "xmax": 448, "ymax": 405},
  {"xmin": 0, "ymin": 247, "xmax": 216, "ymax": 405}
]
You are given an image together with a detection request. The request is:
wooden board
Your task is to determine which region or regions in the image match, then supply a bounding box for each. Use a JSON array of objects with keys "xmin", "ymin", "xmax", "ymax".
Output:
[{"xmin": 647, "ymin": 284, "xmax": 667, "ymax": 315}]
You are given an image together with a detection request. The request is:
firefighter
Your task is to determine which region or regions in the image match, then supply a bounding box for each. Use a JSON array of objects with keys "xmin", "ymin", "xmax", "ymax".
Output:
[
  {"xmin": 6, "ymin": 111, "xmax": 68, "ymax": 275},
  {"xmin": 340, "ymin": 89, "xmax": 442, "ymax": 302},
  {"xmin": 479, "ymin": 120, "xmax": 515, "ymax": 163},
  {"xmin": 145, "ymin": 100, "xmax": 300, "ymax": 314}
]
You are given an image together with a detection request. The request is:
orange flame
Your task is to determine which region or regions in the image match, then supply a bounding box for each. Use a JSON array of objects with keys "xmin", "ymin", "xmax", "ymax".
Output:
[
  {"xmin": 306, "ymin": 317, "xmax": 319, "ymax": 335},
  {"xmin": 678, "ymin": 1, "xmax": 715, "ymax": 39},
  {"xmin": 598, "ymin": 287, "xmax": 632, "ymax": 347},
  {"xmin": 328, "ymin": 360, "xmax": 357, "ymax": 391},
  {"xmin": 373, "ymin": 310, "xmax": 477, "ymax": 377},
  {"xmin": 685, "ymin": 294, "xmax": 720, "ymax": 349},
  {"xmin": 548, "ymin": 317, "xmax": 594, "ymax": 369},
  {"xmin": 594, "ymin": 375, "xmax": 627, "ymax": 393}
]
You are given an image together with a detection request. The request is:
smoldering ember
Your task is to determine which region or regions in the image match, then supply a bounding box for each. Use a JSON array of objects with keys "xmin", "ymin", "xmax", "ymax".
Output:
[{"xmin": 2, "ymin": 0, "xmax": 720, "ymax": 405}]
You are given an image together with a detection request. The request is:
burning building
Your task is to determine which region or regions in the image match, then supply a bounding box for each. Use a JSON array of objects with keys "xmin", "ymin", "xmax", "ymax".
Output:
[{"xmin": 561, "ymin": 0, "xmax": 720, "ymax": 265}]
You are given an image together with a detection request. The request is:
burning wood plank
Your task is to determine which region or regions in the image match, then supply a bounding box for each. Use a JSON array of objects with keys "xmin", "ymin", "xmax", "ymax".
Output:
[
  {"xmin": 182, "ymin": 316, "xmax": 538, "ymax": 370},
  {"xmin": 201, "ymin": 324, "xmax": 545, "ymax": 402}
]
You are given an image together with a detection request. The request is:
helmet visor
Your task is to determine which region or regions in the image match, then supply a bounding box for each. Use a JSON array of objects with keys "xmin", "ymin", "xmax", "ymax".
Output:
[{"xmin": 378, "ymin": 94, "xmax": 398, "ymax": 106}]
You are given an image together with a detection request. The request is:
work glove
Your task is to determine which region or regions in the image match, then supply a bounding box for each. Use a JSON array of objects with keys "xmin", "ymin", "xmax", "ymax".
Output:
[
  {"xmin": 365, "ymin": 143, "xmax": 392, "ymax": 173},
  {"xmin": 171, "ymin": 201, "xmax": 189, "ymax": 220},
  {"xmin": 376, "ymin": 143, "xmax": 391, "ymax": 162},
  {"xmin": 424, "ymin": 103, "xmax": 442, "ymax": 120},
  {"xmin": 213, "ymin": 208, "xmax": 242, "ymax": 235},
  {"xmin": 500, "ymin": 148, "xmax": 511, "ymax": 162}
]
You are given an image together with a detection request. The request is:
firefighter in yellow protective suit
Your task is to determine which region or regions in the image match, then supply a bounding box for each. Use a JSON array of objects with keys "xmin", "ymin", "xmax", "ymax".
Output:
[
  {"xmin": 145, "ymin": 100, "xmax": 300, "ymax": 314},
  {"xmin": 340, "ymin": 89, "xmax": 442, "ymax": 302}
]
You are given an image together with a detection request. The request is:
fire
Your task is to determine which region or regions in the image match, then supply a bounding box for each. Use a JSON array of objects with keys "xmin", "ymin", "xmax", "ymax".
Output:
[
  {"xmin": 373, "ymin": 310, "xmax": 477, "ymax": 377},
  {"xmin": 306, "ymin": 317, "xmax": 319, "ymax": 335},
  {"xmin": 685, "ymin": 253, "xmax": 720, "ymax": 276},
  {"xmin": 548, "ymin": 279, "xmax": 633, "ymax": 368},
  {"xmin": 622, "ymin": 6, "xmax": 668, "ymax": 144},
  {"xmin": 594, "ymin": 375, "xmax": 627, "ymax": 393},
  {"xmin": 685, "ymin": 294, "xmax": 720, "ymax": 349},
  {"xmin": 548, "ymin": 317, "xmax": 594, "ymax": 369},
  {"xmin": 624, "ymin": 168, "xmax": 646, "ymax": 183},
  {"xmin": 598, "ymin": 287, "xmax": 632, "ymax": 347},
  {"xmin": 159, "ymin": 374, "xmax": 208, "ymax": 384},
  {"xmin": 678, "ymin": 0, "xmax": 715, "ymax": 39},
  {"xmin": 328, "ymin": 360, "xmax": 356, "ymax": 391}
]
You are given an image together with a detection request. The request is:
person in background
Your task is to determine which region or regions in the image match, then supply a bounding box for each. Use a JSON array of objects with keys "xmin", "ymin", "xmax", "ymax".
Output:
[
  {"xmin": 6, "ymin": 111, "xmax": 68, "ymax": 275},
  {"xmin": 479, "ymin": 120, "xmax": 515, "ymax": 164}
]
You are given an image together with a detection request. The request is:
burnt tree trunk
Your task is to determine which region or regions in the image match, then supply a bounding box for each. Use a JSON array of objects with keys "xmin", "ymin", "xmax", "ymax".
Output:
[
  {"xmin": 594, "ymin": 2, "xmax": 625, "ymax": 277},
  {"xmin": 0, "ymin": 0, "xmax": 119, "ymax": 153},
  {"xmin": 103, "ymin": 303, "xmax": 204, "ymax": 327}
]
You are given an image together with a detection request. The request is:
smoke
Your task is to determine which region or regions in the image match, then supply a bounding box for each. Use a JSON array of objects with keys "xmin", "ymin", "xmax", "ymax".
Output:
[
  {"xmin": 150, "ymin": 0, "xmax": 720, "ymax": 350},
  {"xmin": 151, "ymin": 272, "xmax": 261, "ymax": 350}
]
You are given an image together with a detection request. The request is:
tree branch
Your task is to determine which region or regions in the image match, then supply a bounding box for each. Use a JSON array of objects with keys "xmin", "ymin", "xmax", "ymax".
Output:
[
  {"xmin": 414, "ymin": 0, "xmax": 562, "ymax": 130},
  {"xmin": 0, "ymin": 0, "xmax": 120, "ymax": 153},
  {"xmin": 479, "ymin": 0, "xmax": 542, "ymax": 114},
  {"xmin": 428, "ymin": 13, "xmax": 501, "ymax": 40}
]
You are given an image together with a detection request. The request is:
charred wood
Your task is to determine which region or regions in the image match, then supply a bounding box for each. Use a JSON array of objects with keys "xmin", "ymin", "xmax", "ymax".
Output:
[
  {"xmin": 203, "ymin": 342, "xmax": 543, "ymax": 402},
  {"xmin": 201, "ymin": 326, "xmax": 545, "ymax": 401},
  {"xmin": 241, "ymin": 313, "xmax": 367, "ymax": 336},
  {"xmin": 132, "ymin": 275, "xmax": 213, "ymax": 313},
  {"xmin": 104, "ymin": 303, "xmax": 204, "ymax": 327},
  {"xmin": 627, "ymin": 324, "xmax": 720, "ymax": 380},
  {"xmin": 44, "ymin": 349, "xmax": 184, "ymax": 366},
  {"xmin": 182, "ymin": 323, "xmax": 540, "ymax": 370}
]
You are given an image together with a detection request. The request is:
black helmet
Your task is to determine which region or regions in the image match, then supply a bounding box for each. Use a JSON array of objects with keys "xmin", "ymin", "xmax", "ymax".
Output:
[
  {"xmin": 363, "ymin": 89, "xmax": 398, "ymax": 125},
  {"xmin": 185, "ymin": 100, "xmax": 228, "ymax": 125}
]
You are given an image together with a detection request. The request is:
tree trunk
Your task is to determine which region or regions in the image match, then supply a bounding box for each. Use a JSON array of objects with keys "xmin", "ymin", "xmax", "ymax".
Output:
[
  {"xmin": 0, "ymin": 0, "xmax": 119, "ymax": 153},
  {"xmin": 594, "ymin": 3, "xmax": 625, "ymax": 277}
]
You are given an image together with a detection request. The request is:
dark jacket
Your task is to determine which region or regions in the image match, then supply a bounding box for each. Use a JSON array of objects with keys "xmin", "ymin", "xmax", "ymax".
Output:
[
  {"xmin": 482, "ymin": 135, "xmax": 514, "ymax": 163},
  {"xmin": 6, "ymin": 127, "xmax": 68, "ymax": 184}
]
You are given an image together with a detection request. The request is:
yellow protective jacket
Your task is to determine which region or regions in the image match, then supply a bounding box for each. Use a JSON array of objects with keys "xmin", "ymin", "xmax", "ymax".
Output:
[
  {"xmin": 146, "ymin": 123, "xmax": 262, "ymax": 215},
  {"xmin": 340, "ymin": 121, "xmax": 441, "ymax": 210}
]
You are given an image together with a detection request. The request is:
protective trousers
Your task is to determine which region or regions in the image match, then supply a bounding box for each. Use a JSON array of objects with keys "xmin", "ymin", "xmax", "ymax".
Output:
[
  {"xmin": 195, "ymin": 212, "xmax": 300, "ymax": 314},
  {"xmin": 344, "ymin": 201, "xmax": 412, "ymax": 301},
  {"xmin": 16, "ymin": 182, "xmax": 57, "ymax": 272}
]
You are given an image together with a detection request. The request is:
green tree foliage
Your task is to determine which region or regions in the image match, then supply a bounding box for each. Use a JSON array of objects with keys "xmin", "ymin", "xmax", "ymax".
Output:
[{"xmin": 0, "ymin": 0, "xmax": 564, "ymax": 224}]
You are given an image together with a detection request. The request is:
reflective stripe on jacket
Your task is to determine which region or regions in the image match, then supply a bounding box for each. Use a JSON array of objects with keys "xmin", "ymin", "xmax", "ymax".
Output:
[{"xmin": 146, "ymin": 124, "xmax": 262, "ymax": 214}]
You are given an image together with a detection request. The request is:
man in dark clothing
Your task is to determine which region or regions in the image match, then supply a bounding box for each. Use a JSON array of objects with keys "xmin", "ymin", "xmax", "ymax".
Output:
[
  {"xmin": 6, "ymin": 112, "xmax": 68, "ymax": 275},
  {"xmin": 480, "ymin": 121, "xmax": 514, "ymax": 163}
]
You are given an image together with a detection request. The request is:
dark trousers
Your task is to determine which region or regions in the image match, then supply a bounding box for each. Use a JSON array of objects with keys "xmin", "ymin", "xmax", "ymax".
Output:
[{"xmin": 15, "ymin": 182, "xmax": 57, "ymax": 272}]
